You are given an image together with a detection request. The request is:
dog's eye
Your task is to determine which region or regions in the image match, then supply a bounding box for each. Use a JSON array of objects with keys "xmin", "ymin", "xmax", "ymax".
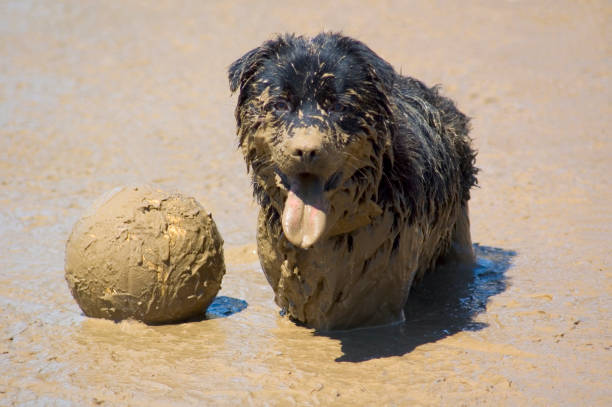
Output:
[
  {"xmin": 268, "ymin": 100, "xmax": 291, "ymax": 113},
  {"xmin": 328, "ymin": 102, "xmax": 346, "ymax": 113}
]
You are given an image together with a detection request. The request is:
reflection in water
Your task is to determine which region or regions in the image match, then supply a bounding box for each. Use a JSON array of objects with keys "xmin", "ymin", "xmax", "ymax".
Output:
[
  {"xmin": 317, "ymin": 244, "xmax": 516, "ymax": 362},
  {"xmin": 205, "ymin": 296, "xmax": 248, "ymax": 319},
  {"xmin": 133, "ymin": 295, "xmax": 247, "ymax": 324},
  {"xmin": 178, "ymin": 295, "xmax": 249, "ymax": 323}
]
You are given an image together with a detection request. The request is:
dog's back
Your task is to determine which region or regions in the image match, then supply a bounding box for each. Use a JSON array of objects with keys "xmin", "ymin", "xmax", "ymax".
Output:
[{"xmin": 389, "ymin": 76, "xmax": 477, "ymax": 276}]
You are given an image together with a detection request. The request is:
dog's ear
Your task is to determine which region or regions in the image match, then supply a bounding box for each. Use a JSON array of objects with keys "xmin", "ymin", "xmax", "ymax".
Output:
[
  {"xmin": 330, "ymin": 34, "xmax": 396, "ymax": 119},
  {"xmin": 228, "ymin": 46, "xmax": 269, "ymax": 93},
  {"xmin": 340, "ymin": 36, "xmax": 395, "ymax": 91},
  {"xmin": 229, "ymin": 35, "xmax": 297, "ymax": 94}
]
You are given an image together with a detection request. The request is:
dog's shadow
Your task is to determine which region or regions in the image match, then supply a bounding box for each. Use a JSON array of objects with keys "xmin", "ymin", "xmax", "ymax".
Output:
[{"xmin": 315, "ymin": 244, "xmax": 516, "ymax": 362}]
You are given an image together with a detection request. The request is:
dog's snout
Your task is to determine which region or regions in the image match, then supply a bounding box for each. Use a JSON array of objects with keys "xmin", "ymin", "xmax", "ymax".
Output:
[
  {"xmin": 291, "ymin": 144, "xmax": 319, "ymax": 161},
  {"xmin": 287, "ymin": 127, "xmax": 324, "ymax": 163},
  {"xmin": 279, "ymin": 126, "xmax": 340, "ymax": 179}
]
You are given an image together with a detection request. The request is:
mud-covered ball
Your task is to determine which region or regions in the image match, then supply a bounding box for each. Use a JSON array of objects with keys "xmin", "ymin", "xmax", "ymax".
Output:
[{"xmin": 65, "ymin": 185, "xmax": 226, "ymax": 323}]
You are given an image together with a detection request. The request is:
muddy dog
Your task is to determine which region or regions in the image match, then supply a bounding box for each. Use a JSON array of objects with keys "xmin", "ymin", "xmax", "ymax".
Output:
[{"xmin": 228, "ymin": 33, "xmax": 478, "ymax": 330}]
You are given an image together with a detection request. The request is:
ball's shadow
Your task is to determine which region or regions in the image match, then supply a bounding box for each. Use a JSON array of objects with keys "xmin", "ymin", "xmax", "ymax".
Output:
[
  {"xmin": 314, "ymin": 244, "xmax": 516, "ymax": 362},
  {"xmin": 179, "ymin": 296, "xmax": 248, "ymax": 323},
  {"xmin": 205, "ymin": 296, "xmax": 248, "ymax": 319}
]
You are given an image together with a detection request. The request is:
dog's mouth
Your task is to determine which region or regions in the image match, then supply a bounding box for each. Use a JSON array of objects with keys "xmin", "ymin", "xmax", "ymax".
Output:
[{"xmin": 277, "ymin": 170, "xmax": 342, "ymax": 249}]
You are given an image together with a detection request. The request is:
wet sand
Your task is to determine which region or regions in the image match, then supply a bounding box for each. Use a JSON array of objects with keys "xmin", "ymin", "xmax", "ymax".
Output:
[{"xmin": 1, "ymin": 1, "xmax": 610, "ymax": 405}]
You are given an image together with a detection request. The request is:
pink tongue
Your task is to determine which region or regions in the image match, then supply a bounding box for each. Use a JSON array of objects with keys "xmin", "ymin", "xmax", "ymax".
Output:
[{"xmin": 281, "ymin": 174, "xmax": 328, "ymax": 248}]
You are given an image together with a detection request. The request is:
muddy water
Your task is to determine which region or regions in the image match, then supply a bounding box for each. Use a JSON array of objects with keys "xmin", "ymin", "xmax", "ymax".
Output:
[{"xmin": 1, "ymin": 1, "xmax": 610, "ymax": 405}]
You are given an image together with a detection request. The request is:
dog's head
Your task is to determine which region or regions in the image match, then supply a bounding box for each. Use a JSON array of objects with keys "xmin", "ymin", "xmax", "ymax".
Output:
[{"xmin": 229, "ymin": 33, "xmax": 396, "ymax": 248}]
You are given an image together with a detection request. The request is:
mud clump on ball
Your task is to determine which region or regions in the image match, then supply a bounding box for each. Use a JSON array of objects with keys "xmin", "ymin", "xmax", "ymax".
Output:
[{"xmin": 65, "ymin": 186, "xmax": 226, "ymax": 324}]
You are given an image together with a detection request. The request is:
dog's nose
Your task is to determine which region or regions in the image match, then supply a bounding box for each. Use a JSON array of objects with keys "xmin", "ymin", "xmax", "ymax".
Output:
[
  {"xmin": 291, "ymin": 144, "xmax": 318, "ymax": 161},
  {"xmin": 288, "ymin": 127, "xmax": 324, "ymax": 163}
]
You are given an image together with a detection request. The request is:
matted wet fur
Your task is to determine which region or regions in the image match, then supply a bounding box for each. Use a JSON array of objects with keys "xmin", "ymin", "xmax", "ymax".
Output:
[{"xmin": 228, "ymin": 33, "xmax": 478, "ymax": 330}]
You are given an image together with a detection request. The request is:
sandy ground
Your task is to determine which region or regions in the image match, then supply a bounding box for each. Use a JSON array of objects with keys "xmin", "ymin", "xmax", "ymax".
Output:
[{"xmin": 1, "ymin": 1, "xmax": 610, "ymax": 405}]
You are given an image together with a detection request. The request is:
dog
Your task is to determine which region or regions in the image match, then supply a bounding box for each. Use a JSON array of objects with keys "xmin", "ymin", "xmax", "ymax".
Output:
[{"xmin": 228, "ymin": 33, "xmax": 478, "ymax": 330}]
